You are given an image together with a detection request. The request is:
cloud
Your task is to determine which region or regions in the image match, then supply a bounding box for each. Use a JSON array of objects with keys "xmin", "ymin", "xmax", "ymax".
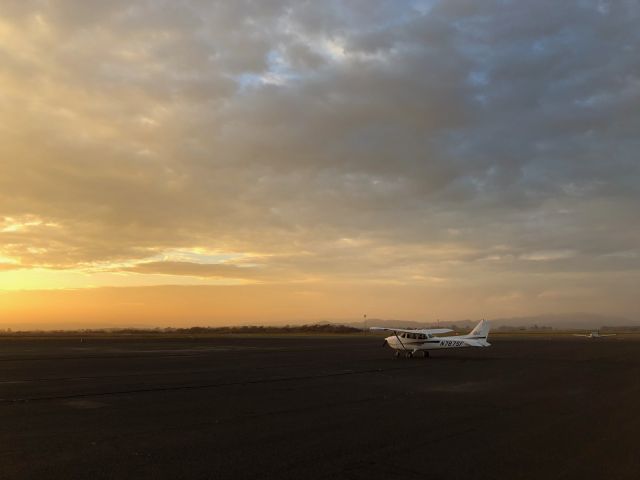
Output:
[
  {"xmin": 0, "ymin": 0, "xmax": 639, "ymax": 319},
  {"xmin": 0, "ymin": 263, "xmax": 21, "ymax": 272},
  {"xmin": 123, "ymin": 261, "xmax": 269, "ymax": 280}
]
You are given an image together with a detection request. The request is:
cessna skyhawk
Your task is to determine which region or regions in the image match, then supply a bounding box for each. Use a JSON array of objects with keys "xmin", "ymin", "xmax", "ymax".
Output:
[{"xmin": 370, "ymin": 319, "xmax": 491, "ymax": 358}]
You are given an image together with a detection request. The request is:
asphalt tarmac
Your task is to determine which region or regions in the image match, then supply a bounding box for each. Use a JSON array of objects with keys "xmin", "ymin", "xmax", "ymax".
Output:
[{"xmin": 1, "ymin": 334, "xmax": 639, "ymax": 479}]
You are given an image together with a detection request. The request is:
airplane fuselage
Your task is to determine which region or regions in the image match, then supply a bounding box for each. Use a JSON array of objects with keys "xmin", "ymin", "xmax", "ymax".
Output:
[
  {"xmin": 372, "ymin": 319, "xmax": 491, "ymax": 358},
  {"xmin": 385, "ymin": 333, "xmax": 486, "ymax": 351},
  {"xmin": 586, "ymin": 332, "xmax": 608, "ymax": 338}
]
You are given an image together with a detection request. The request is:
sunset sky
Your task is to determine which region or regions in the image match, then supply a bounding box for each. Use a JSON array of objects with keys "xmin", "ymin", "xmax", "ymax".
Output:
[{"xmin": 1, "ymin": 1, "xmax": 638, "ymax": 328}]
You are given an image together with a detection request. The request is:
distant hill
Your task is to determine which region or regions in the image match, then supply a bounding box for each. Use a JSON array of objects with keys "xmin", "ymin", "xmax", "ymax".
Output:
[
  {"xmin": 348, "ymin": 319, "xmax": 475, "ymax": 331},
  {"xmin": 4, "ymin": 314, "xmax": 638, "ymax": 335},
  {"xmin": 348, "ymin": 313, "xmax": 639, "ymax": 331},
  {"xmin": 491, "ymin": 313, "xmax": 639, "ymax": 329},
  {"xmin": 2, "ymin": 323, "xmax": 363, "ymax": 336}
]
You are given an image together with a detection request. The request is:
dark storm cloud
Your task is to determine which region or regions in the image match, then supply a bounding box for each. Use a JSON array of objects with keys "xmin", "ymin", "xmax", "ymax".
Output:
[{"xmin": 0, "ymin": 0, "xmax": 638, "ymax": 313}]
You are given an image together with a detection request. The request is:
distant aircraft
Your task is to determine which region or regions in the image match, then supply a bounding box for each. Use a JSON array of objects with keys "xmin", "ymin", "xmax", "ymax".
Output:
[
  {"xmin": 370, "ymin": 319, "xmax": 491, "ymax": 358},
  {"xmin": 573, "ymin": 330, "xmax": 616, "ymax": 339}
]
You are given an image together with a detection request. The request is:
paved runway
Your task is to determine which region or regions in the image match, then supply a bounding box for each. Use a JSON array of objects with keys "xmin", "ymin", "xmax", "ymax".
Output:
[{"xmin": 1, "ymin": 335, "xmax": 639, "ymax": 479}]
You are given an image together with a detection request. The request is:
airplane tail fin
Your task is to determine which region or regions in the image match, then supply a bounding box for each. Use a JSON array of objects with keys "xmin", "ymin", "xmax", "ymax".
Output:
[{"xmin": 466, "ymin": 319, "xmax": 490, "ymax": 344}]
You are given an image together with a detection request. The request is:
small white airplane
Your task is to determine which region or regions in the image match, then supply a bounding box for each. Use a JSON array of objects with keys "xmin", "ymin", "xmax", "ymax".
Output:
[
  {"xmin": 573, "ymin": 330, "xmax": 616, "ymax": 339},
  {"xmin": 370, "ymin": 319, "xmax": 491, "ymax": 358}
]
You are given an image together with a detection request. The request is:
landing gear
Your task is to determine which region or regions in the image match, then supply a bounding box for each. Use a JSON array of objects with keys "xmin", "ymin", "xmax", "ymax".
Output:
[{"xmin": 394, "ymin": 350, "xmax": 428, "ymax": 359}]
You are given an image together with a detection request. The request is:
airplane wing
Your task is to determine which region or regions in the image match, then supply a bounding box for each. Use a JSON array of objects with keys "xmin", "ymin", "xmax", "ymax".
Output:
[
  {"xmin": 369, "ymin": 327, "xmax": 454, "ymax": 335},
  {"xmin": 573, "ymin": 334, "xmax": 589, "ymax": 337},
  {"xmin": 600, "ymin": 334, "xmax": 616, "ymax": 337},
  {"xmin": 416, "ymin": 328, "xmax": 454, "ymax": 334}
]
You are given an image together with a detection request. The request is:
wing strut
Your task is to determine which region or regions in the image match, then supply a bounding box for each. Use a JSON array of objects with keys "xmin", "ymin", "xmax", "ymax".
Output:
[{"xmin": 394, "ymin": 331, "xmax": 408, "ymax": 352}]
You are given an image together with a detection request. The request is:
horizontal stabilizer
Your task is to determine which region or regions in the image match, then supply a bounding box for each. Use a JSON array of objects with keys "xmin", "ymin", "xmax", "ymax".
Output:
[{"xmin": 462, "ymin": 338, "xmax": 491, "ymax": 347}]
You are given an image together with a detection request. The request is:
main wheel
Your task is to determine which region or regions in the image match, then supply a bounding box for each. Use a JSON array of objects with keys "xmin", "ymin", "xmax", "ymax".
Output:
[{"xmin": 394, "ymin": 351, "xmax": 401, "ymax": 358}]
